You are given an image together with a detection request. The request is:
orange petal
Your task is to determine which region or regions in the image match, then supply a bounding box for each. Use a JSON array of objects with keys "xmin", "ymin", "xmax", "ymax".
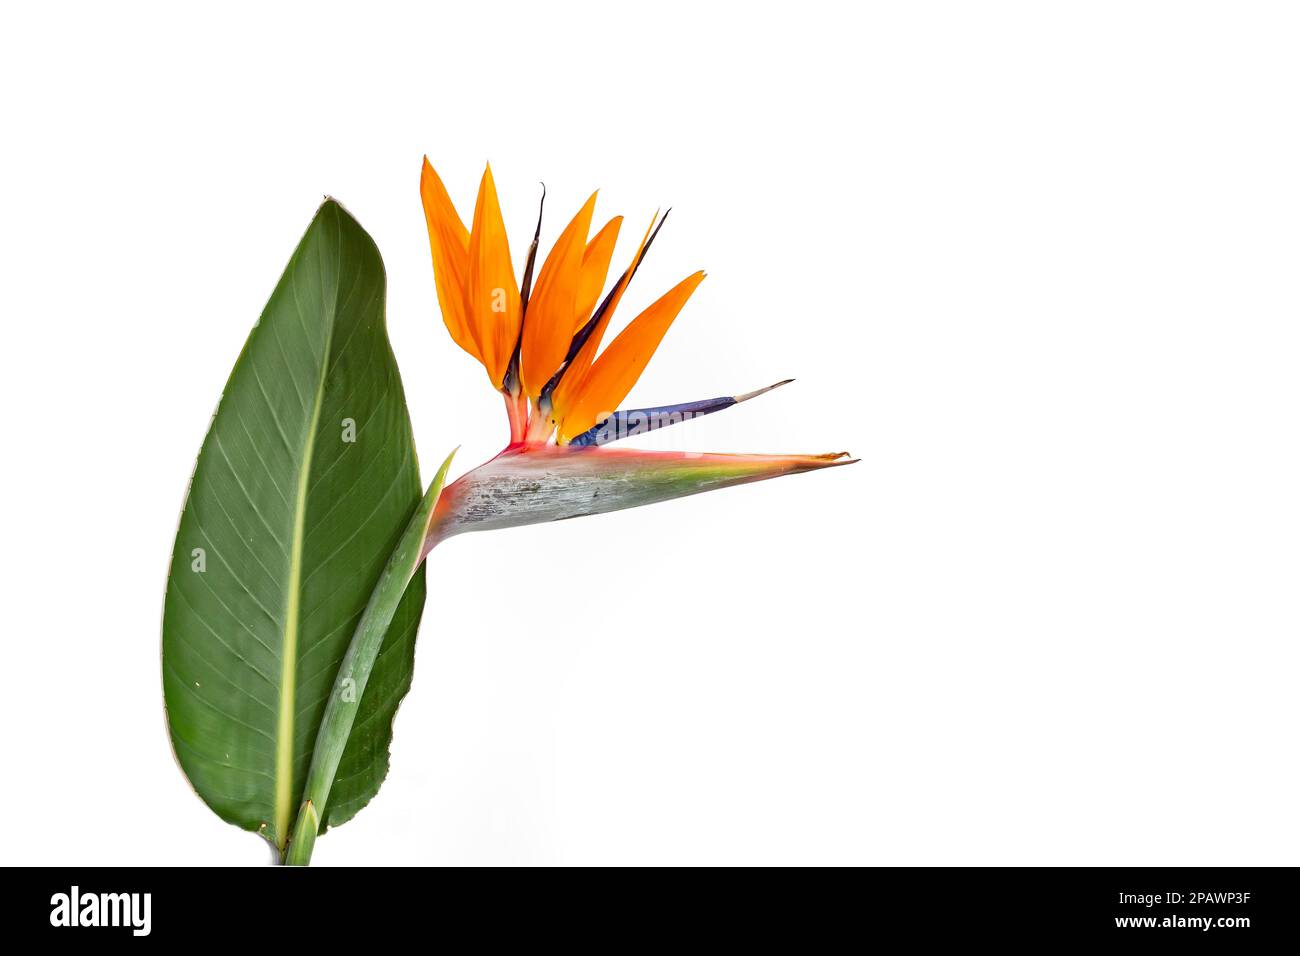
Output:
[
  {"xmin": 467, "ymin": 163, "xmax": 521, "ymax": 387},
  {"xmin": 550, "ymin": 212, "xmax": 658, "ymax": 423},
  {"xmin": 558, "ymin": 270, "xmax": 706, "ymax": 443},
  {"xmin": 575, "ymin": 216, "xmax": 622, "ymax": 332},
  {"xmin": 520, "ymin": 192, "xmax": 597, "ymax": 397},
  {"xmin": 420, "ymin": 158, "xmax": 477, "ymax": 361}
]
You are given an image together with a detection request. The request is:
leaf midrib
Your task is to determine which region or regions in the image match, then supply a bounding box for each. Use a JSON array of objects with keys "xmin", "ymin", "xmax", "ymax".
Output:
[{"xmin": 273, "ymin": 234, "xmax": 338, "ymax": 847}]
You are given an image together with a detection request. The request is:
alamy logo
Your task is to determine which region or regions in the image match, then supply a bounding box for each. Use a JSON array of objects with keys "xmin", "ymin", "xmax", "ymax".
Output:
[{"xmin": 49, "ymin": 886, "xmax": 151, "ymax": 936}]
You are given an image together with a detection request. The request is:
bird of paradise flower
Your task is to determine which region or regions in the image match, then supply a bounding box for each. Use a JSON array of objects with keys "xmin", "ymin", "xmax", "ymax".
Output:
[{"xmin": 417, "ymin": 158, "xmax": 855, "ymax": 549}]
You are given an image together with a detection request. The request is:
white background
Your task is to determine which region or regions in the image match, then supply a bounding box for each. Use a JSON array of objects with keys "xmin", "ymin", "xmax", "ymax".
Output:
[{"xmin": 1, "ymin": 1, "xmax": 1296, "ymax": 866}]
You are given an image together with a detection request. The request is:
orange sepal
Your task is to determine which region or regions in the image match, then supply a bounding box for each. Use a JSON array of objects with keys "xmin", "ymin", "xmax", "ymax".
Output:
[
  {"xmin": 420, "ymin": 158, "xmax": 477, "ymax": 361},
  {"xmin": 466, "ymin": 163, "xmax": 521, "ymax": 387},
  {"xmin": 574, "ymin": 216, "xmax": 622, "ymax": 332},
  {"xmin": 549, "ymin": 212, "xmax": 658, "ymax": 424},
  {"xmin": 557, "ymin": 270, "xmax": 706, "ymax": 443},
  {"xmin": 520, "ymin": 192, "xmax": 597, "ymax": 397}
]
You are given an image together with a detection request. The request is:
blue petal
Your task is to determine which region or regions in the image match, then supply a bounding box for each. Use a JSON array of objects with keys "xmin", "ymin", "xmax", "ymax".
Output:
[{"xmin": 568, "ymin": 379, "xmax": 793, "ymax": 447}]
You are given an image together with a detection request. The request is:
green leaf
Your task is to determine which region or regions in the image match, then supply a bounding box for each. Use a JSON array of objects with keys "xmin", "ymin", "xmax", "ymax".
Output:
[{"xmin": 162, "ymin": 200, "xmax": 425, "ymax": 850}]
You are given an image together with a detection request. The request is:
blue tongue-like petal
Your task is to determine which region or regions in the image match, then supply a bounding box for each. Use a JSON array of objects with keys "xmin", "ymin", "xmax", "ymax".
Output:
[{"xmin": 568, "ymin": 379, "xmax": 793, "ymax": 446}]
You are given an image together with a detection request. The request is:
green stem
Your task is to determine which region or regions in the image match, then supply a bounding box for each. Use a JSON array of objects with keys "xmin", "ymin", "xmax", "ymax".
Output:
[{"xmin": 282, "ymin": 449, "xmax": 456, "ymax": 866}]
